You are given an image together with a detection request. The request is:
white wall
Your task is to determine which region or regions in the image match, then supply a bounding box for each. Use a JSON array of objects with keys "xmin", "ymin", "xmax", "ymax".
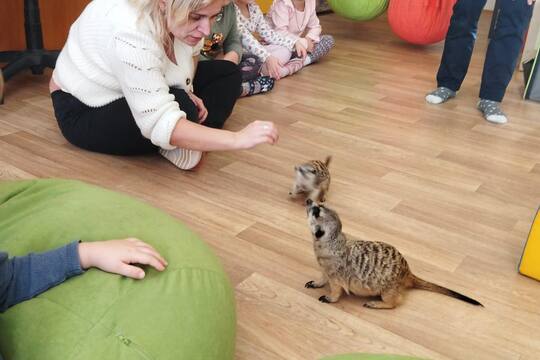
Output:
[{"xmin": 523, "ymin": 4, "xmax": 540, "ymax": 62}]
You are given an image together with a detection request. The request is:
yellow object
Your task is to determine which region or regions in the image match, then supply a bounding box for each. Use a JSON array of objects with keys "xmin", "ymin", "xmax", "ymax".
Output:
[
  {"xmin": 257, "ymin": 0, "xmax": 273, "ymax": 13},
  {"xmin": 519, "ymin": 208, "xmax": 540, "ymax": 281}
]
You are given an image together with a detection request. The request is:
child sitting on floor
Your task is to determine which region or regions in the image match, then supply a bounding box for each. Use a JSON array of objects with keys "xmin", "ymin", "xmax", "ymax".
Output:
[
  {"xmin": 199, "ymin": 1, "xmax": 274, "ymax": 97},
  {"xmin": 233, "ymin": 0, "xmax": 308, "ymax": 94},
  {"xmin": 266, "ymin": 0, "xmax": 334, "ymax": 66}
]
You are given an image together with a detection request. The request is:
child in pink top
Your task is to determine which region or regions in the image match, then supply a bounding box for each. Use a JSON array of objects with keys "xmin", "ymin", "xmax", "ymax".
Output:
[
  {"xmin": 234, "ymin": 0, "xmax": 307, "ymax": 82},
  {"xmin": 267, "ymin": 0, "xmax": 334, "ymax": 66}
]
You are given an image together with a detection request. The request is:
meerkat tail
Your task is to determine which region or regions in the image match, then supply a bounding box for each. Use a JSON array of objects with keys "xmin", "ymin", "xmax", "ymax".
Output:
[
  {"xmin": 411, "ymin": 275, "xmax": 483, "ymax": 306},
  {"xmin": 324, "ymin": 156, "xmax": 332, "ymax": 167}
]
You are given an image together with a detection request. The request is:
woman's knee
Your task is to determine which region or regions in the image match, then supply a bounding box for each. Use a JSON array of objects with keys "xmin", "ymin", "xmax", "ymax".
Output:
[{"xmin": 169, "ymin": 87, "xmax": 198, "ymax": 122}]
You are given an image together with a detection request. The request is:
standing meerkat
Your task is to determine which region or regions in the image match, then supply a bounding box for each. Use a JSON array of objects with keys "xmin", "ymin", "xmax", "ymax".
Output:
[
  {"xmin": 289, "ymin": 156, "xmax": 332, "ymax": 203},
  {"xmin": 304, "ymin": 199, "xmax": 483, "ymax": 309}
]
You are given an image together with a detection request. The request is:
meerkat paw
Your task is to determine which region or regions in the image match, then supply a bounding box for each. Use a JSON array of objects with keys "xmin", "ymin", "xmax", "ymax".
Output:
[
  {"xmin": 319, "ymin": 295, "xmax": 331, "ymax": 303},
  {"xmin": 305, "ymin": 280, "xmax": 325, "ymax": 289},
  {"xmin": 363, "ymin": 301, "xmax": 396, "ymax": 309},
  {"xmin": 289, "ymin": 191, "xmax": 301, "ymax": 198}
]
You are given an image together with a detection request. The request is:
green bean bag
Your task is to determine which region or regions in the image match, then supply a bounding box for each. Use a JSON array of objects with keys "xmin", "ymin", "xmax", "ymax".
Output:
[
  {"xmin": 0, "ymin": 179, "xmax": 236, "ymax": 360},
  {"xmin": 327, "ymin": 0, "xmax": 389, "ymax": 21},
  {"xmin": 321, "ymin": 354, "xmax": 427, "ymax": 360}
]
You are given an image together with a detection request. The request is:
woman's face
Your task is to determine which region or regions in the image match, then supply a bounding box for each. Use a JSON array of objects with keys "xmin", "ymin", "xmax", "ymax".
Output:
[{"xmin": 167, "ymin": 0, "xmax": 225, "ymax": 46}]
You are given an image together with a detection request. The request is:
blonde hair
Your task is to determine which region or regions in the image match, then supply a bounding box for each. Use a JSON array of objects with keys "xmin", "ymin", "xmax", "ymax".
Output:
[{"xmin": 130, "ymin": 0, "xmax": 215, "ymax": 51}]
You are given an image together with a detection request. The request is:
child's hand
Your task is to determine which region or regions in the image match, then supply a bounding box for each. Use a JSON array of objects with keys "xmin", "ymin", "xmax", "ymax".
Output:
[
  {"xmin": 295, "ymin": 40, "xmax": 308, "ymax": 59},
  {"xmin": 79, "ymin": 238, "xmax": 168, "ymax": 279},
  {"xmin": 305, "ymin": 38, "xmax": 315, "ymax": 53},
  {"xmin": 263, "ymin": 56, "xmax": 283, "ymax": 80},
  {"xmin": 233, "ymin": 120, "xmax": 279, "ymax": 149}
]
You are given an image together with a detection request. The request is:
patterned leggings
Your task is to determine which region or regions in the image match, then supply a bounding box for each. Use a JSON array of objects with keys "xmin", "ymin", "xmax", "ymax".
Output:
[
  {"xmin": 239, "ymin": 34, "xmax": 335, "ymax": 81},
  {"xmin": 239, "ymin": 53, "xmax": 264, "ymax": 82},
  {"xmin": 307, "ymin": 35, "xmax": 335, "ymax": 64}
]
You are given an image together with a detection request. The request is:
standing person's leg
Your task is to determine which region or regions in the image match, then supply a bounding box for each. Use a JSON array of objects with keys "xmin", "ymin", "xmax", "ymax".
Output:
[
  {"xmin": 477, "ymin": 0, "xmax": 534, "ymax": 123},
  {"xmin": 426, "ymin": 0, "xmax": 487, "ymax": 104},
  {"xmin": 193, "ymin": 59, "xmax": 242, "ymax": 130}
]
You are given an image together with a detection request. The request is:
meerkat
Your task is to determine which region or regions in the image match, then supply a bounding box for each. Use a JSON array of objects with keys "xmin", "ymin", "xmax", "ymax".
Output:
[
  {"xmin": 304, "ymin": 199, "xmax": 483, "ymax": 309},
  {"xmin": 289, "ymin": 156, "xmax": 332, "ymax": 203}
]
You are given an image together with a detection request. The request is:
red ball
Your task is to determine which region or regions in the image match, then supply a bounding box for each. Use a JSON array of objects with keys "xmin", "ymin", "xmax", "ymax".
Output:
[{"xmin": 388, "ymin": 0, "xmax": 457, "ymax": 45}]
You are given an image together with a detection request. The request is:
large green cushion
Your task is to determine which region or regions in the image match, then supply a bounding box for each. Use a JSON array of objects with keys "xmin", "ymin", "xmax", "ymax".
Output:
[
  {"xmin": 321, "ymin": 354, "xmax": 427, "ymax": 360},
  {"xmin": 327, "ymin": 0, "xmax": 389, "ymax": 21},
  {"xmin": 0, "ymin": 179, "xmax": 236, "ymax": 360}
]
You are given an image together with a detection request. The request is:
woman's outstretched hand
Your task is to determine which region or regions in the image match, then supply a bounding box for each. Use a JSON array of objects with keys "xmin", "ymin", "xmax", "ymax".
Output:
[{"xmin": 234, "ymin": 120, "xmax": 279, "ymax": 149}]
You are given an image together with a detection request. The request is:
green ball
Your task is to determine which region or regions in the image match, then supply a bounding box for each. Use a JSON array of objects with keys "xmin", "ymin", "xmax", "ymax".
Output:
[
  {"xmin": 327, "ymin": 0, "xmax": 389, "ymax": 21},
  {"xmin": 0, "ymin": 179, "xmax": 236, "ymax": 360}
]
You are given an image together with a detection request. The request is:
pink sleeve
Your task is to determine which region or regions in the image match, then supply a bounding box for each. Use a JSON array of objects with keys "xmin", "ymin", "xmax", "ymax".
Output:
[
  {"xmin": 305, "ymin": 4, "xmax": 321, "ymax": 42},
  {"xmin": 269, "ymin": 1, "xmax": 295, "ymax": 37}
]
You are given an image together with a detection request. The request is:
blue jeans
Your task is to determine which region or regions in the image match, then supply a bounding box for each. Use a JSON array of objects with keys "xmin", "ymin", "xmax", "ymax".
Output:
[{"xmin": 437, "ymin": 0, "xmax": 533, "ymax": 101}]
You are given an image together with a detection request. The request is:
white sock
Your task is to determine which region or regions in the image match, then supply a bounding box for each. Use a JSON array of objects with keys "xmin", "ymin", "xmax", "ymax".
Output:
[
  {"xmin": 477, "ymin": 99, "xmax": 508, "ymax": 124},
  {"xmin": 485, "ymin": 114, "xmax": 508, "ymax": 124},
  {"xmin": 426, "ymin": 94, "xmax": 444, "ymax": 104},
  {"xmin": 159, "ymin": 148, "xmax": 202, "ymax": 170},
  {"xmin": 425, "ymin": 87, "xmax": 456, "ymax": 104}
]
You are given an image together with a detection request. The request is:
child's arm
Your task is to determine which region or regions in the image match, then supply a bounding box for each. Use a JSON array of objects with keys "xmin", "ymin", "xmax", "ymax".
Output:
[
  {"xmin": 255, "ymin": 4, "xmax": 307, "ymax": 60},
  {"xmin": 0, "ymin": 238, "xmax": 167, "ymax": 313},
  {"xmin": 268, "ymin": 1, "xmax": 298, "ymax": 40},
  {"xmin": 236, "ymin": 8, "xmax": 272, "ymax": 63},
  {"xmin": 0, "ymin": 241, "xmax": 83, "ymax": 312},
  {"xmin": 253, "ymin": 5, "xmax": 295, "ymax": 51}
]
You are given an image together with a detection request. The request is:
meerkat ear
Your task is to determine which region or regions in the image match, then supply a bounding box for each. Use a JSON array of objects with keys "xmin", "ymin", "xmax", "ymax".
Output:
[{"xmin": 315, "ymin": 226, "xmax": 325, "ymax": 238}]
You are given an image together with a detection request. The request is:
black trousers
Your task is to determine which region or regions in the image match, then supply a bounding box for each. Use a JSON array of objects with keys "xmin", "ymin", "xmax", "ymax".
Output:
[{"xmin": 51, "ymin": 60, "xmax": 241, "ymax": 155}]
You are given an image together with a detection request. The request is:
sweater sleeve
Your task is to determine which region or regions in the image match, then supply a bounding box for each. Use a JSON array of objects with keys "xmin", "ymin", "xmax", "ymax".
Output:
[
  {"xmin": 236, "ymin": 7, "xmax": 271, "ymax": 62},
  {"xmin": 0, "ymin": 241, "xmax": 83, "ymax": 313},
  {"xmin": 269, "ymin": 1, "xmax": 300, "ymax": 42},
  {"xmin": 254, "ymin": 5, "xmax": 296, "ymax": 50},
  {"xmin": 109, "ymin": 30, "xmax": 186, "ymax": 150}
]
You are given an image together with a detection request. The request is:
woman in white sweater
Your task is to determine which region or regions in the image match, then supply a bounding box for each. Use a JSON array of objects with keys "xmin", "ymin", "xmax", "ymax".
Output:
[{"xmin": 49, "ymin": 0, "xmax": 278, "ymax": 169}]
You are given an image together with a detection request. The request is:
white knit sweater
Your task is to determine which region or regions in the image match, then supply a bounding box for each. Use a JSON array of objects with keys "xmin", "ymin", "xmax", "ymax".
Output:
[{"xmin": 53, "ymin": 0, "xmax": 203, "ymax": 150}]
